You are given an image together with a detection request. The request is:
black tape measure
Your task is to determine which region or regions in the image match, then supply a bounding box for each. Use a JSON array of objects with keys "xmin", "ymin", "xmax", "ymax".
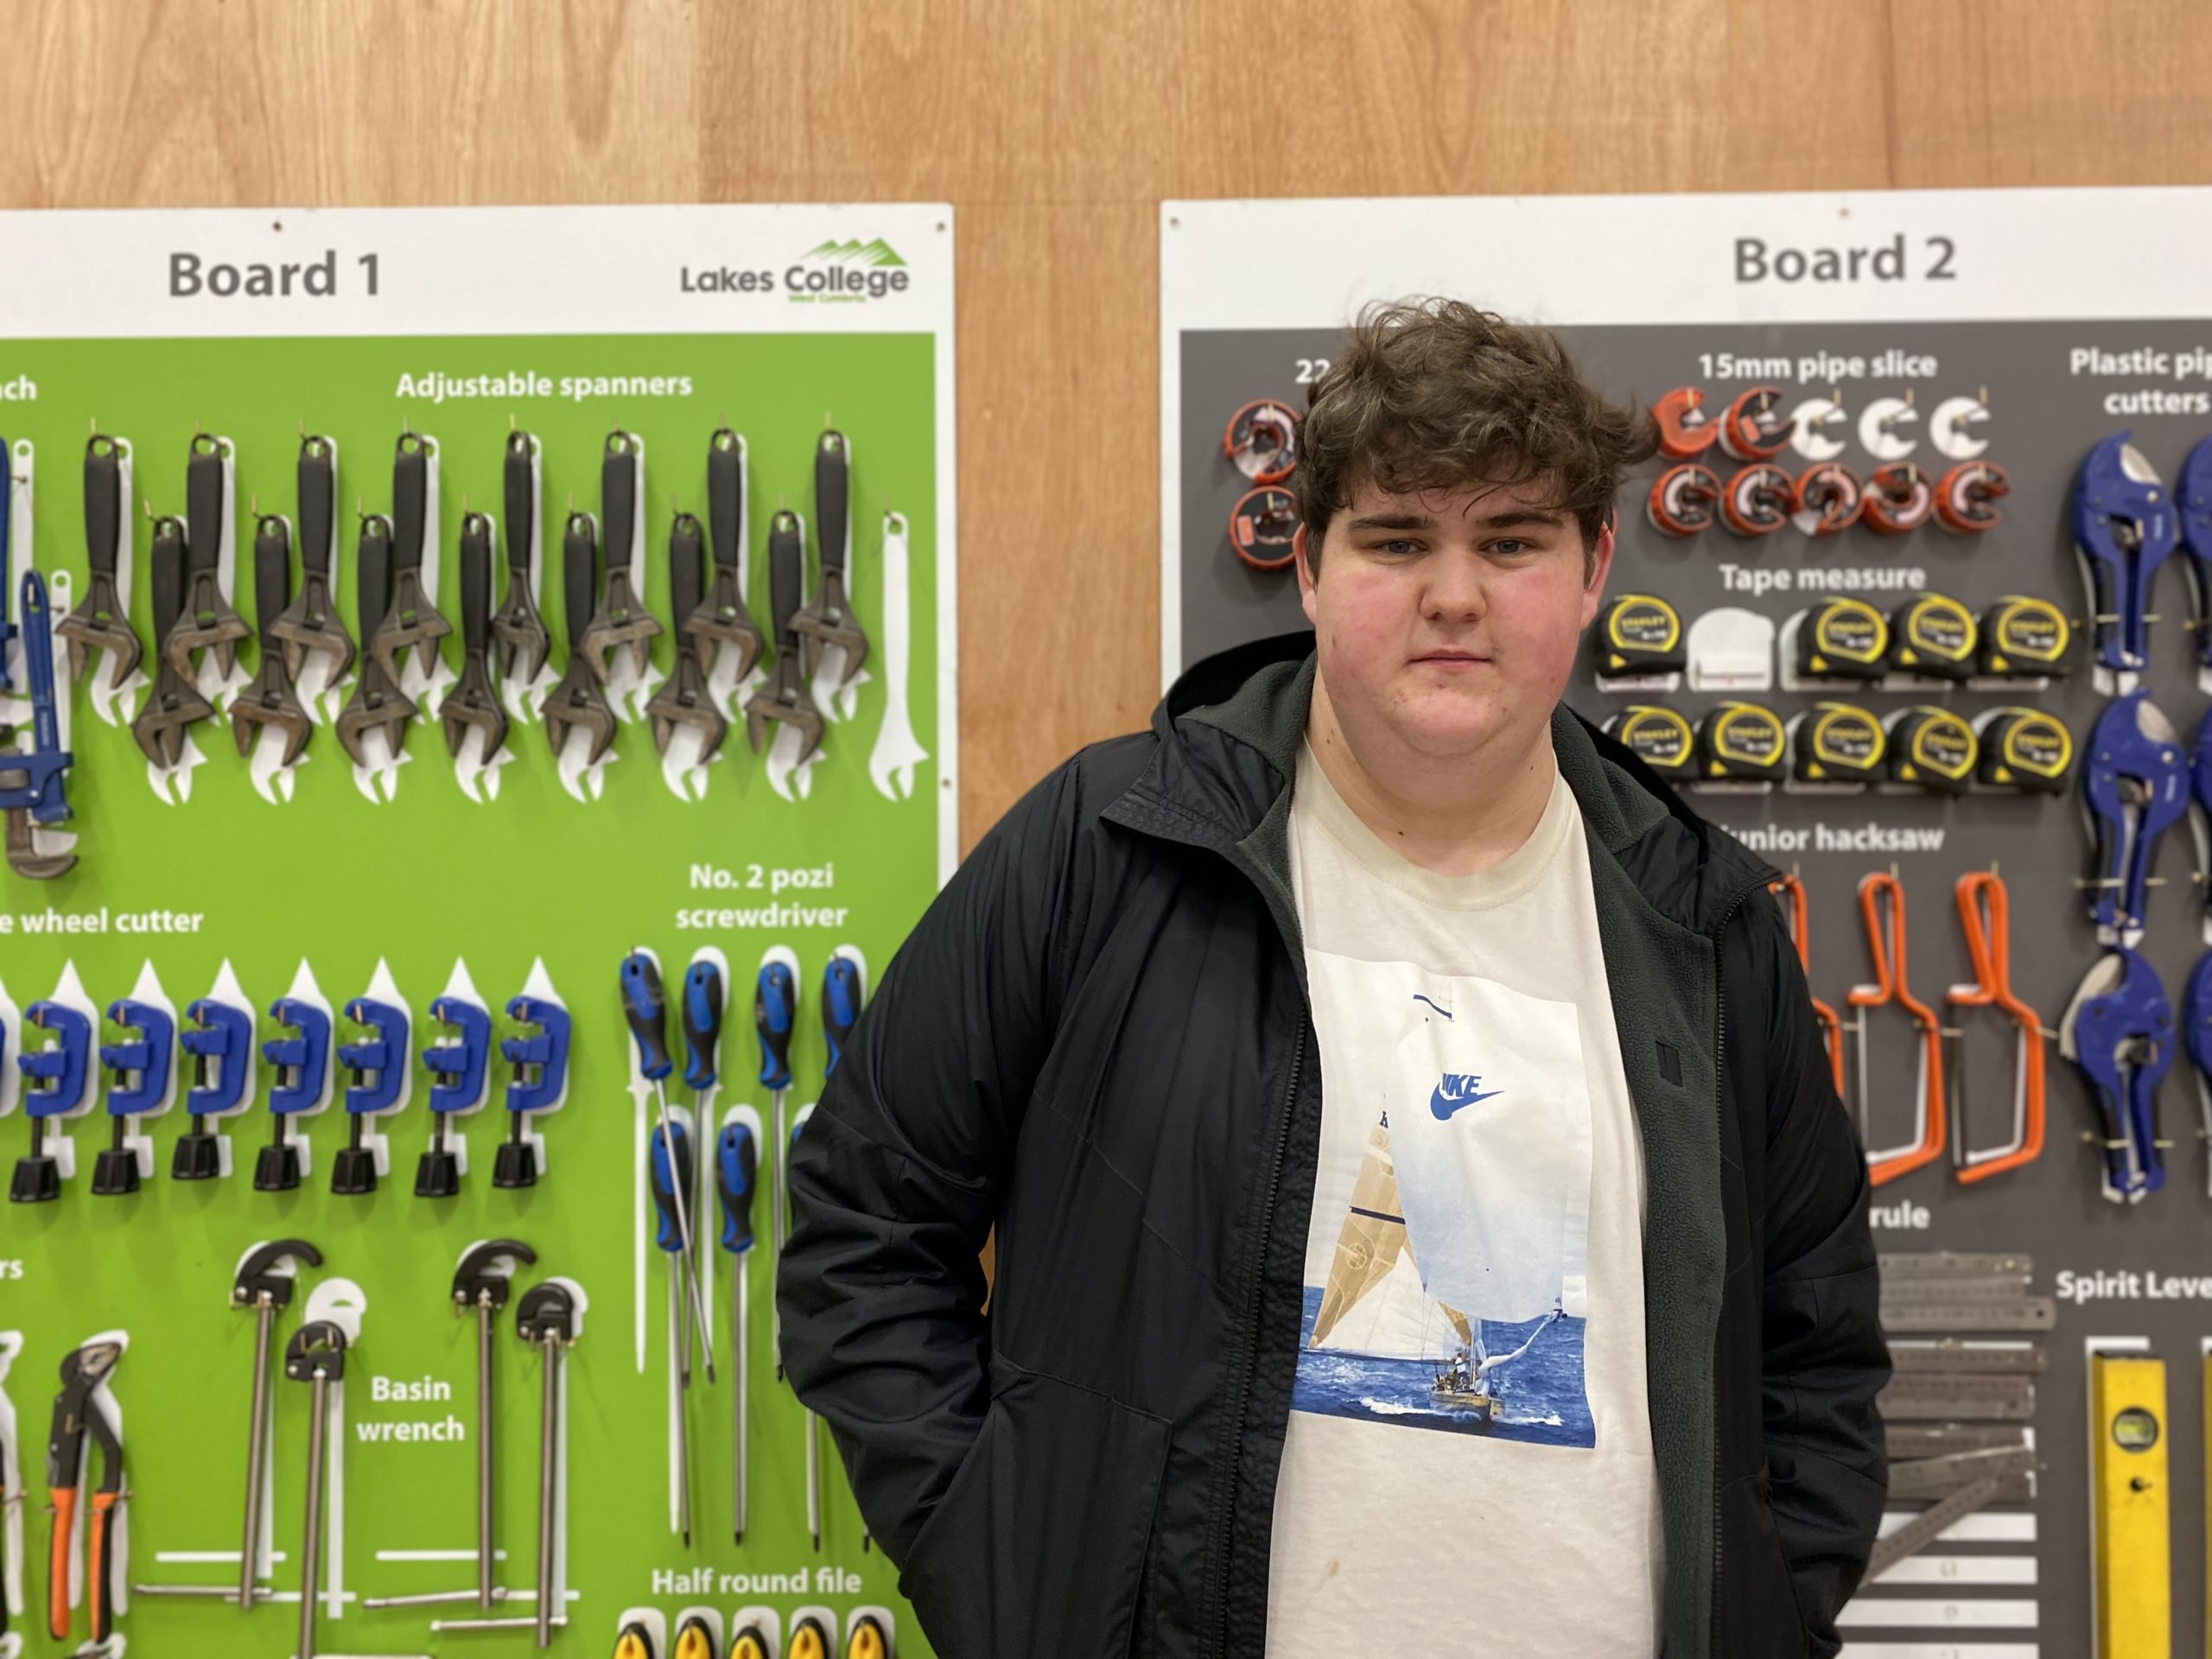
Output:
[
  {"xmin": 1791, "ymin": 702, "xmax": 1885, "ymax": 786},
  {"xmin": 1885, "ymin": 593, "xmax": 1978, "ymax": 681},
  {"xmin": 1976, "ymin": 594, "xmax": 2071, "ymax": 679},
  {"xmin": 1795, "ymin": 597, "xmax": 1889, "ymax": 681},
  {"xmin": 1694, "ymin": 701, "xmax": 1786, "ymax": 783},
  {"xmin": 1604, "ymin": 704, "xmax": 1694, "ymax": 779},
  {"xmin": 1976, "ymin": 708, "xmax": 2074, "ymax": 793},
  {"xmin": 1886, "ymin": 705, "xmax": 1977, "ymax": 794},
  {"xmin": 1596, "ymin": 594, "xmax": 1685, "ymax": 681}
]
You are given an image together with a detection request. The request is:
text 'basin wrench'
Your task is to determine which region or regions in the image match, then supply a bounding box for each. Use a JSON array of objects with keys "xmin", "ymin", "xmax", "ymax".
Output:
[
  {"xmin": 1944, "ymin": 870, "xmax": 2045, "ymax": 1184},
  {"xmin": 1847, "ymin": 871, "xmax": 1944, "ymax": 1185}
]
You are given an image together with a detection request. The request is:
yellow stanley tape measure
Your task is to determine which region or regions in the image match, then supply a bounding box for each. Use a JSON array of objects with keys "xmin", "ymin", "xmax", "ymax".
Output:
[
  {"xmin": 1796, "ymin": 597, "xmax": 1888, "ymax": 681},
  {"xmin": 1977, "ymin": 594, "xmax": 2071, "ymax": 679},
  {"xmin": 1885, "ymin": 705, "xmax": 1976, "ymax": 794},
  {"xmin": 1605, "ymin": 704, "xmax": 1694, "ymax": 779},
  {"xmin": 1596, "ymin": 593, "xmax": 1685, "ymax": 680},
  {"xmin": 1886, "ymin": 592, "xmax": 1978, "ymax": 681},
  {"xmin": 2089, "ymin": 1349, "xmax": 2169, "ymax": 1658},
  {"xmin": 1791, "ymin": 702, "xmax": 1884, "ymax": 785},
  {"xmin": 1695, "ymin": 701, "xmax": 1785, "ymax": 783},
  {"xmin": 1975, "ymin": 708, "xmax": 2073, "ymax": 793}
]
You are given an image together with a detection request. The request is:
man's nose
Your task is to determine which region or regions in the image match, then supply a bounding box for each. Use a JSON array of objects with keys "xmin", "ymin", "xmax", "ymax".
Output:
[{"xmin": 1423, "ymin": 550, "xmax": 1489, "ymax": 622}]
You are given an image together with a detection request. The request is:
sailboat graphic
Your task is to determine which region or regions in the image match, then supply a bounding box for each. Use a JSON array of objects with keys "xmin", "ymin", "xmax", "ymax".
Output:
[{"xmin": 1308, "ymin": 1113, "xmax": 1519, "ymax": 1421}]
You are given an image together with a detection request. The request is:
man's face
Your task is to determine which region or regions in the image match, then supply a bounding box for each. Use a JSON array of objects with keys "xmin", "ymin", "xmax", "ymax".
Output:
[{"xmin": 1296, "ymin": 474, "xmax": 1613, "ymax": 763}]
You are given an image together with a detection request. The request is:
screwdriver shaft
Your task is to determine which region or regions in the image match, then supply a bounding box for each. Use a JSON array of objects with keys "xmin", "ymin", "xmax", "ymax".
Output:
[
  {"xmin": 654, "ymin": 1083, "xmax": 718, "ymax": 1382},
  {"xmin": 476, "ymin": 1300, "xmax": 496, "ymax": 1611}
]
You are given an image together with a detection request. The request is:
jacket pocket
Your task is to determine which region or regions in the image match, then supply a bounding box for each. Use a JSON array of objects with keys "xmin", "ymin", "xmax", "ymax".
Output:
[
  {"xmin": 899, "ymin": 1365, "xmax": 1172, "ymax": 1659},
  {"xmin": 1717, "ymin": 1472, "xmax": 1811, "ymax": 1659}
]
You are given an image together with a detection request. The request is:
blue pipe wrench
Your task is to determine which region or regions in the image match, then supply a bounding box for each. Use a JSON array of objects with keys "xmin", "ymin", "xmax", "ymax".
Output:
[
  {"xmin": 2063, "ymin": 946, "xmax": 2172, "ymax": 1202},
  {"xmin": 0, "ymin": 434, "xmax": 15, "ymax": 691},
  {"xmin": 256, "ymin": 996, "xmax": 332, "ymax": 1191},
  {"xmin": 2074, "ymin": 431, "xmax": 2177, "ymax": 680},
  {"xmin": 1, "ymin": 570, "xmax": 77, "ymax": 880},
  {"xmin": 494, "ymin": 994, "xmax": 569, "ymax": 1188},
  {"xmin": 92, "ymin": 997, "xmax": 175, "ymax": 1195},
  {"xmin": 416, "ymin": 994, "xmax": 490, "ymax": 1198},
  {"xmin": 175, "ymin": 995, "xmax": 254, "ymax": 1180},
  {"xmin": 2082, "ymin": 691, "xmax": 2187, "ymax": 937},
  {"xmin": 10, "ymin": 1000, "xmax": 92, "ymax": 1204}
]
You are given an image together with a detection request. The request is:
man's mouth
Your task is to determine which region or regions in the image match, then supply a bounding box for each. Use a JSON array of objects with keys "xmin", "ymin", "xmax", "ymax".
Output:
[{"xmin": 1412, "ymin": 649, "xmax": 1490, "ymax": 666}]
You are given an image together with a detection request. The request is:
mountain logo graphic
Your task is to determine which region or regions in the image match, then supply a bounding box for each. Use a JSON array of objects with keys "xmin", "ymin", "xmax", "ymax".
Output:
[
  {"xmin": 800, "ymin": 238, "xmax": 907, "ymax": 268},
  {"xmin": 1430, "ymin": 1071, "xmax": 1503, "ymax": 1121}
]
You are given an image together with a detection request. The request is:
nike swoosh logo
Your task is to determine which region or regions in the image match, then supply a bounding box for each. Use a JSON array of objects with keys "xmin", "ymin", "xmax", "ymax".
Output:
[{"xmin": 1431, "ymin": 1084, "xmax": 1503, "ymax": 1121}]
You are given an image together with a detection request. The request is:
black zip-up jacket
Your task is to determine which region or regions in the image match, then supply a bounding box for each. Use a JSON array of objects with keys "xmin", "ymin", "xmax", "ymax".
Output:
[{"xmin": 781, "ymin": 634, "xmax": 1889, "ymax": 1659}]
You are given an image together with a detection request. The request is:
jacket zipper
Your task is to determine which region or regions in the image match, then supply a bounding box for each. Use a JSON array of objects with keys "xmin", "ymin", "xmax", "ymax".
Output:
[
  {"xmin": 1206, "ymin": 1012, "xmax": 1306, "ymax": 1659},
  {"xmin": 1703, "ymin": 876, "xmax": 1764, "ymax": 1659}
]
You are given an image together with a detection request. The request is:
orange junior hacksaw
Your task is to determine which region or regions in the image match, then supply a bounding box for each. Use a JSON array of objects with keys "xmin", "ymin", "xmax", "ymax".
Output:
[
  {"xmin": 1944, "ymin": 869, "xmax": 2046, "ymax": 1183},
  {"xmin": 1847, "ymin": 870, "xmax": 1946, "ymax": 1184}
]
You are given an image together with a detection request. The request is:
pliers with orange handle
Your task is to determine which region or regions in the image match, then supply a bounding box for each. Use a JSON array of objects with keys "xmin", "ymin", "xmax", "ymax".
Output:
[
  {"xmin": 1847, "ymin": 871, "xmax": 1947, "ymax": 1185},
  {"xmin": 1945, "ymin": 870, "xmax": 2047, "ymax": 1183},
  {"xmin": 45, "ymin": 1338, "xmax": 124, "ymax": 1646},
  {"xmin": 1770, "ymin": 874, "xmax": 1845, "ymax": 1096}
]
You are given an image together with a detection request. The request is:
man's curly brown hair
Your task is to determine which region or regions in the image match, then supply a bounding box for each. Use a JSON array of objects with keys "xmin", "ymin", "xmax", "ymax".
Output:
[{"xmin": 1295, "ymin": 299, "xmax": 1656, "ymax": 577}]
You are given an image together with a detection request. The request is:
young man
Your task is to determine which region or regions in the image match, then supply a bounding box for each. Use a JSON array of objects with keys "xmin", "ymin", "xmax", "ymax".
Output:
[{"xmin": 779, "ymin": 300, "xmax": 1888, "ymax": 1659}]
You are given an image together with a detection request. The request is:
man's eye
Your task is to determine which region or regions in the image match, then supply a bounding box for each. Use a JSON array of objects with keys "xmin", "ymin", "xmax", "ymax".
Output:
[
  {"xmin": 1491, "ymin": 538, "xmax": 1531, "ymax": 556},
  {"xmin": 1376, "ymin": 538, "xmax": 1419, "ymax": 555}
]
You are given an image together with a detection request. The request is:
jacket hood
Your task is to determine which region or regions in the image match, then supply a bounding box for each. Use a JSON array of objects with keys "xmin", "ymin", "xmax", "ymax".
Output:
[{"xmin": 1134, "ymin": 630, "xmax": 1777, "ymax": 938}]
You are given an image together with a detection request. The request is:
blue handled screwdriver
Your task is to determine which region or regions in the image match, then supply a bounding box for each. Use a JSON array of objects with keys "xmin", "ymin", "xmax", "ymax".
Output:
[
  {"xmin": 681, "ymin": 957, "xmax": 726, "ymax": 1332},
  {"xmin": 715, "ymin": 1109, "xmax": 760, "ymax": 1546},
  {"xmin": 753, "ymin": 950, "xmax": 797, "ymax": 1376},
  {"xmin": 621, "ymin": 950, "xmax": 716, "ymax": 1383},
  {"xmin": 650, "ymin": 1114, "xmax": 700, "ymax": 1545}
]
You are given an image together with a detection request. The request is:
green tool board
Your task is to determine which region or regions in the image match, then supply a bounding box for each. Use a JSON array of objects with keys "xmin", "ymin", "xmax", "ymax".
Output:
[{"xmin": 0, "ymin": 204, "xmax": 957, "ymax": 1659}]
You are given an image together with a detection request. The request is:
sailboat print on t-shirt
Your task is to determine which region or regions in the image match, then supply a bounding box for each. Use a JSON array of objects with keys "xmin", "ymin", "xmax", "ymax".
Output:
[{"xmin": 1292, "ymin": 962, "xmax": 1598, "ymax": 1448}]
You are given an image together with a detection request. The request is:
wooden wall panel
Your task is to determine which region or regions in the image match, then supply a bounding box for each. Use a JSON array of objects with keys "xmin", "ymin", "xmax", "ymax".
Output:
[{"xmin": 4, "ymin": 0, "xmax": 2206, "ymax": 846}]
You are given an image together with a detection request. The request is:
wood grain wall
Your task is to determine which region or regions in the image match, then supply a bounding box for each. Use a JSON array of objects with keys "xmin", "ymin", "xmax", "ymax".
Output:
[{"xmin": 6, "ymin": 0, "xmax": 2204, "ymax": 847}]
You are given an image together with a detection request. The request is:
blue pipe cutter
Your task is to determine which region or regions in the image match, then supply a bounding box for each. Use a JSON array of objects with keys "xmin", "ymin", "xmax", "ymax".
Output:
[
  {"xmin": 9, "ymin": 1000, "xmax": 92, "ymax": 1204},
  {"xmin": 2063, "ymin": 946, "xmax": 2172, "ymax": 1203},
  {"xmin": 175, "ymin": 994, "xmax": 254, "ymax": 1180},
  {"xmin": 416, "ymin": 994, "xmax": 490, "ymax": 1198},
  {"xmin": 256, "ymin": 996, "xmax": 331, "ymax": 1192},
  {"xmin": 494, "ymin": 995, "xmax": 569, "ymax": 1188},
  {"xmin": 92, "ymin": 997, "xmax": 174, "ymax": 1195},
  {"xmin": 2180, "ymin": 436, "xmax": 2212, "ymax": 671},
  {"xmin": 2082, "ymin": 690, "xmax": 2186, "ymax": 938},
  {"xmin": 334, "ymin": 995, "xmax": 410, "ymax": 1196},
  {"xmin": 2183, "ymin": 952, "xmax": 2212, "ymax": 1198},
  {"xmin": 2074, "ymin": 431, "xmax": 2177, "ymax": 682},
  {"xmin": 1, "ymin": 570, "xmax": 77, "ymax": 880}
]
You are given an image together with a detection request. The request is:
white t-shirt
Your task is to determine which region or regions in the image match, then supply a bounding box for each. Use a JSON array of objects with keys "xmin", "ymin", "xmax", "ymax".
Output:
[{"xmin": 1264, "ymin": 744, "xmax": 1663, "ymax": 1657}]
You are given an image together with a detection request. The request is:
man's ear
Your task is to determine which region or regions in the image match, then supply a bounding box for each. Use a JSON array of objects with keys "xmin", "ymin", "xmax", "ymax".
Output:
[
  {"xmin": 1578, "ymin": 514, "xmax": 1617, "ymax": 630},
  {"xmin": 1294, "ymin": 524, "xmax": 1322, "ymax": 627}
]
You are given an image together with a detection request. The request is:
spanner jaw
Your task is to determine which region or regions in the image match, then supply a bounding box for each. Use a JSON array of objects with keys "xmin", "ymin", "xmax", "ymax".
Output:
[
  {"xmin": 645, "ymin": 655, "xmax": 728, "ymax": 760},
  {"xmin": 269, "ymin": 571, "xmax": 357, "ymax": 684},
  {"xmin": 231, "ymin": 659, "xmax": 313, "ymax": 766},
  {"xmin": 489, "ymin": 582, "xmax": 551, "ymax": 684},
  {"xmin": 582, "ymin": 571, "xmax": 662, "ymax": 683},
  {"xmin": 441, "ymin": 661, "xmax": 510, "ymax": 761},
  {"xmin": 166, "ymin": 575, "xmax": 253, "ymax": 678},
  {"xmin": 334, "ymin": 663, "xmax": 418, "ymax": 768},
  {"xmin": 687, "ymin": 567, "xmax": 764, "ymax": 682},
  {"xmin": 54, "ymin": 573, "xmax": 143, "ymax": 691},
  {"xmin": 745, "ymin": 666, "xmax": 824, "ymax": 766},
  {"xmin": 543, "ymin": 657, "xmax": 616, "ymax": 766},
  {"xmin": 130, "ymin": 670, "xmax": 216, "ymax": 768},
  {"xmin": 790, "ymin": 573, "xmax": 870, "ymax": 684},
  {"xmin": 369, "ymin": 568, "xmax": 454, "ymax": 683},
  {"xmin": 3, "ymin": 809, "xmax": 74, "ymax": 880}
]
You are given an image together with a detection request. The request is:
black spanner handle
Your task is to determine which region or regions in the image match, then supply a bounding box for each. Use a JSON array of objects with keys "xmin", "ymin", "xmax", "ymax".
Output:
[
  {"xmin": 768, "ymin": 512, "xmax": 803, "ymax": 648},
  {"xmin": 709, "ymin": 430, "xmax": 743, "ymax": 574},
  {"xmin": 563, "ymin": 512, "xmax": 596, "ymax": 652},
  {"xmin": 358, "ymin": 516, "xmax": 393, "ymax": 634},
  {"xmin": 461, "ymin": 513, "xmax": 492, "ymax": 652},
  {"xmin": 670, "ymin": 513, "xmax": 704, "ymax": 666},
  {"xmin": 603, "ymin": 432, "xmax": 639, "ymax": 578},
  {"xmin": 151, "ymin": 519, "xmax": 187, "ymax": 647},
  {"xmin": 253, "ymin": 518, "xmax": 290, "ymax": 652},
  {"xmin": 504, "ymin": 432, "xmax": 535, "ymax": 575},
  {"xmin": 83, "ymin": 443, "xmax": 120, "ymax": 579},
  {"xmin": 392, "ymin": 437, "xmax": 429, "ymax": 573},
  {"xmin": 187, "ymin": 439, "xmax": 226, "ymax": 576},
  {"xmin": 815, "ymin": 430, "xmax": 849, "ymax": 583},
  {"xmin": 298, "ymin": 437, "xmax": 334, "ymax": 576}
]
